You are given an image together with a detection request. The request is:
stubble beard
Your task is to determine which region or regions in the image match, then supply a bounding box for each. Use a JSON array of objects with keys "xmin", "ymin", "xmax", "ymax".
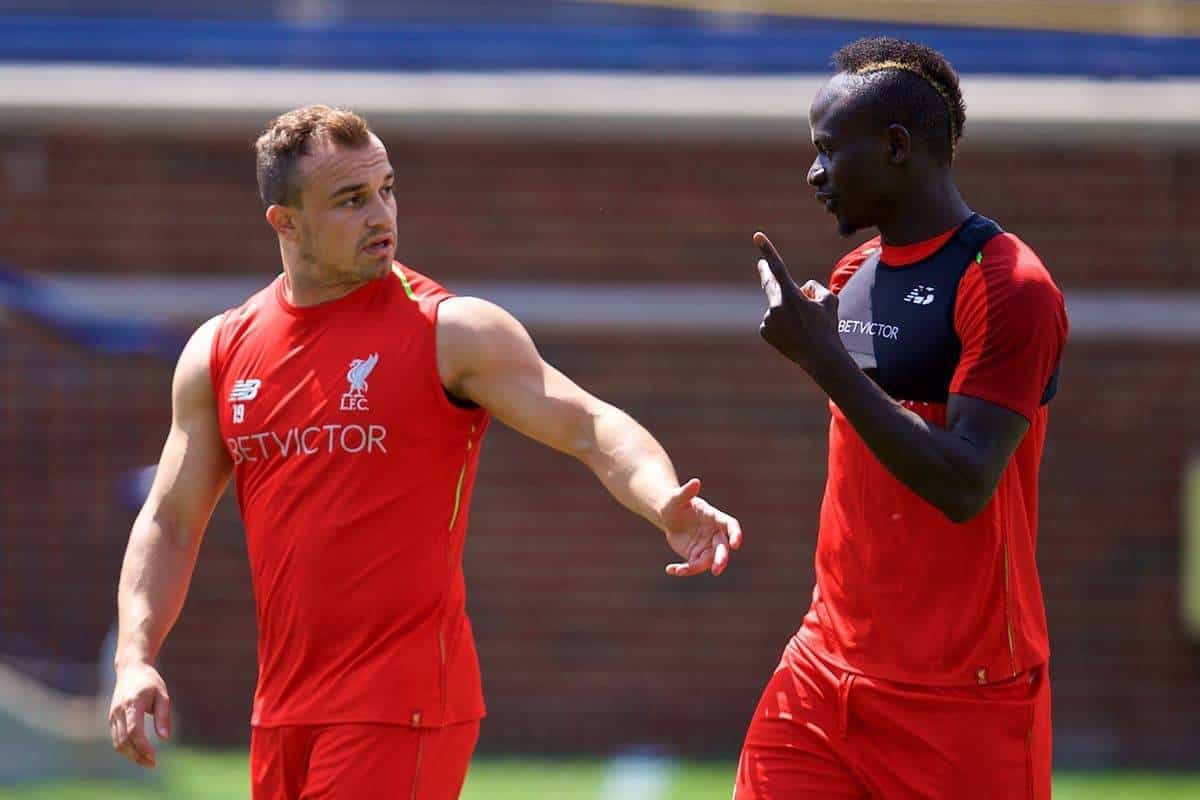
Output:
[{"xmin": 296, "ymin": 236, "xmax": 367, "ymax": 289}]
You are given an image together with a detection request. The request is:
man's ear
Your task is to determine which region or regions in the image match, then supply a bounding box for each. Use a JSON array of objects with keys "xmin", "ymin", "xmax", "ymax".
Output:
[
  {"xmin": 265, "ymin": 204, "xmax": 299, "ymax": 241},
  {"xmin": 885, "ymin": 124, "xmax": 912, "ymax": 165}
]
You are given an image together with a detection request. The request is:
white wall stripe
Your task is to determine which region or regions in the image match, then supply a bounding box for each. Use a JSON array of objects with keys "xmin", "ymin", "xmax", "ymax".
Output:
[
  {"xmin": 34, "ymin": 275, "xmax": 1200, "ymax": 340},
  {"xmin": 0, "ymin": 65, "xmax": 1197, "ymax": 139}
]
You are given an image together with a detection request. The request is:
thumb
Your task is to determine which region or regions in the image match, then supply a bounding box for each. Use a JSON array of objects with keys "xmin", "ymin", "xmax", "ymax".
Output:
[
  {"xmin": 675, "ymin": 478, "xmax": 701, "ymax": 503},
  {"xmin": 800, "ymin": 280, "xmax": 839, "ymax": 314},
  {"xmin": 153, "ymin": 688, "xmax": 171, "ymax": 740},
  {"xmin": 753, "ymin": 232, "xmax": 797, "ymax": 294}
]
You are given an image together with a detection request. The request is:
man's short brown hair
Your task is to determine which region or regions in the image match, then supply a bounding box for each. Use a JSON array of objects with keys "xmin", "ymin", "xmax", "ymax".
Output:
[{"xmin": 254, "ymin": 105, "xmax": 372, "ymax": 207}]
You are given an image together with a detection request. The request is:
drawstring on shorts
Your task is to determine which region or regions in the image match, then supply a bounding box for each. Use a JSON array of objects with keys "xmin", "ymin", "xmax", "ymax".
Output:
[{"xmin": 837, "ymin": 672, "xmax": 857, "ymax": 739}]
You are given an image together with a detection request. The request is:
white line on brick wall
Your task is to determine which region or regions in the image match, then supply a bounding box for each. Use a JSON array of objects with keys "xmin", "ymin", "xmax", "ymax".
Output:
[
  {"xmin": 0, "ymin": 65, "xmax": 1197, "ymax": 137},
  {"xmin": 35, "ymin": 275, "xmax": 1200, "ymax": 340}
]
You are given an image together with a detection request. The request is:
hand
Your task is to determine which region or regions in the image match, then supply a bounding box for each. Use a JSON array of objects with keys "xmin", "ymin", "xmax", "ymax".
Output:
[
  {"xmin": 660, "ymin": 478, "xmax": 743, "ymax": 577},
  {"xmin": 109, "ymin": 661, "xmax": 171, "ymax": 769},
  {"xmin": 754, "ymin": 231, "xmax": 844, "ymax": 374}
]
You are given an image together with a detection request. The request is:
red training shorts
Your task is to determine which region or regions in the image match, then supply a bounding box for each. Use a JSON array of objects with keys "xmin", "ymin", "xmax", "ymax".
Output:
[
  {"xmin": 735, "ymin": 638, "xmax": 1051, "ymax": 799},
  {"xmin": 251, "ymin": 721, "xmax": 480, "ymax": 800}
]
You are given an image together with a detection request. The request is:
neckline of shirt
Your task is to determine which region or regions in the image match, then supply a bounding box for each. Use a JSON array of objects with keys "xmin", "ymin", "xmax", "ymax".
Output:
[
  {"xmin": 879, "ymin": 223, "xmax": 962, "ymax": 267},
  {"xmin": 273, "ymin": 271, "xmax": 385, "ymax": 320}
]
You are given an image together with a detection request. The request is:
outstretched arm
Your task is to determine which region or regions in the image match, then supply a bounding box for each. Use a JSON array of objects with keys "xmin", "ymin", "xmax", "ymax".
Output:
[
  {"xmin": 437, "ymin": 296, "xmax": 742, "ymax": 576},
  {"xmin": 110, "ymin": 315, "xmax": 233, "ymax": 767}
]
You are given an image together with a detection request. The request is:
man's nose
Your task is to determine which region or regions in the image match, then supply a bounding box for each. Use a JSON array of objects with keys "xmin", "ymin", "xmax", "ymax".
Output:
[
  {"xmin": 365, "ymin": 193, "xmax": 393, "ymax": 226},
  {"xmin": 807, "ymin": 160, "xmax": 826, "ymax": 187}
]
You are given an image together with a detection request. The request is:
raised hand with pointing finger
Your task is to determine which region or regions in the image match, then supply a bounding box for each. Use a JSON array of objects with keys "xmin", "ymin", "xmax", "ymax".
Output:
[{"xmin": 754, "ymin": 231, "xmax": 846, "ymax": 375}]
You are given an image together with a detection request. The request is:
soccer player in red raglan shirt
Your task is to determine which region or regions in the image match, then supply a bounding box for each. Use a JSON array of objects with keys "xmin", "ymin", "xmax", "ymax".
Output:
[
  {"xmin": 107, "ymin": 106, "xmax": 742, "ymax": 799},
  {"xmin": 735, "ymin": 38, "xmax": 1067, "ymax": 799}
]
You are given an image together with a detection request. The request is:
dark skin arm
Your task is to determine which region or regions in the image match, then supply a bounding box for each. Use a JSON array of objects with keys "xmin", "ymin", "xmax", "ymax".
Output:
[{"xmin": 754, "ymin": 232, "xmax": 1029, "ymax": 523}]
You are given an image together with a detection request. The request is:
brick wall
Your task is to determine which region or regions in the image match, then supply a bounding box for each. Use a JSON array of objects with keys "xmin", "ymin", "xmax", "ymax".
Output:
[
  {"xmin": 1, "ymin": 127, "xmax": 1197, "ymax": 766},
  {"xmin": 1, "ymin": 131, "xmax": 1196, "ymax": 289}
]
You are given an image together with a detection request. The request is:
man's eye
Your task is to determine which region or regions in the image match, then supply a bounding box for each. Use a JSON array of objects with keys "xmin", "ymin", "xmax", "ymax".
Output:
[{"xmin": 382, "ymin": 185, "xmax": 394, "ymax": 195}]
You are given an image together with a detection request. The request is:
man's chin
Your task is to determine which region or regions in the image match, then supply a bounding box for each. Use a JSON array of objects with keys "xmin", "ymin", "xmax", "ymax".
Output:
[
  {"xmin": 360, "ymin": 253, "xmax": 394, "ymax": 277},
  {"xmin": 836, "ymin": 217, "xmax": 861, "ymax": 238}
]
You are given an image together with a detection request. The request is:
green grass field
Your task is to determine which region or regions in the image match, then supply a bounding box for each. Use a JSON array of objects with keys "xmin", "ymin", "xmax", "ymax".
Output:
[{"xmin": 1, "ymin": 751, "xmax": 1198, "ymax": 799}]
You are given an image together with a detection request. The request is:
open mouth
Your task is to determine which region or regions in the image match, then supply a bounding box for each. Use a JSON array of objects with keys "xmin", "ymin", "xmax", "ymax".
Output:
[
  {"xmin": 816, "ymin": 194, "xmax": 838, "ymax": 212},
  {"xmin": 363, "ymin": 235, "xmax": 394, "ymax": 256}
]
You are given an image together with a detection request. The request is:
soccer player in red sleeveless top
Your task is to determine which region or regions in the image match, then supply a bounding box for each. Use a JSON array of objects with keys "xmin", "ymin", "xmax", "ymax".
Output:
[
  {"xmin": 107, "ymin": 105, "xmax": 742, "ymax": 799},
  {"xmin": 735, "ymin": 39, "xmax": 1067, "ymax": 799}
]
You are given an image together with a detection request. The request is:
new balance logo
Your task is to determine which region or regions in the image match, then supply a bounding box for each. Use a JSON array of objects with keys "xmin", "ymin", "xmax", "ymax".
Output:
[
  {"xmin": 229, "ymin": 379, "xmax": 262, "ymax": 402},
  {"xmin": 229, "ymin": 378, "xmax": 261, "ymax": 425},
  {"xmin": 904, "ymin": 285, "xmax": 936, "ymax": 305}
]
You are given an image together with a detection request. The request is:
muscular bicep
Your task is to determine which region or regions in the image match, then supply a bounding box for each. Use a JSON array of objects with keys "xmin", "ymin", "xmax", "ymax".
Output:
[
  {"xmin": 945, "ymin": 392, "xmax": 1030, "ymax": 494},
  {"xmin": 438, "ymin": 297, "xmax": 607, "ymax": 457},
  {"xmin": 139, "ymin": 316, "xmax": 232, "ymax": 548}
]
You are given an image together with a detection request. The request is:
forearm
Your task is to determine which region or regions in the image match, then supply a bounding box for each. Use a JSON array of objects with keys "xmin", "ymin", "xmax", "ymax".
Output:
[
  {"xmin": 808, "ymin": 349, "xmax": 989, "ymax": 521},
  {"xmin": 114, "ymin": 512, "xmax": 202, "ymax": 670},
  {"xmin": 577, "ymin": 404, "xmax": 679, "ymax": 532}
]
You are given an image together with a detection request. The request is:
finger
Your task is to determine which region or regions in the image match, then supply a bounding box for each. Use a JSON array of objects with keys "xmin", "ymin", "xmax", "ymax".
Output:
[
  {"xmin": 128, "ymin": 729, "xmax": 157, "ymax": 767},
  {"xmin": 124, "ymin": 703, "xmax": 157, "ymax": 767},
  {"xmin": 153, "ymin": 689, "xmax": 171, "ymax": 740},
  {"xmin": 113, "ymin": 707, "xmax": 128, "ymax": 750},
  {"xmin": 726, "ymin": 516, "xmax": 743, "ymax": 550},
  {"xmin": 757, "ymin": 259, "xmax": 782, "ymax": 308},
  {"xmin": 115, "ymin": 716, "xmax": 151, "ymax": 768},
  {"xmin": 665, "ymin": 545, "xmax": 711, "ymax": 577},
  {"xmin": 711, "ymin": 535, "xmax": 730, "ymax": 576},
  {"xmin": 753, "ymin": 231, "xmax": 797, "ymax": 292},
  {"xmin": 124, "ymin": 704, "xmax": 155, "ymax": 766},
  {"xmin": 119, "ymin": 740, "xmax": 150, "ymax": 767},
  {"xmin": 697, "ymin": 504, "xmax": 743, "ymax": 552},
  {"xmin": 665, "ymin": 560, "xmax": 705, "ymax": 577}
]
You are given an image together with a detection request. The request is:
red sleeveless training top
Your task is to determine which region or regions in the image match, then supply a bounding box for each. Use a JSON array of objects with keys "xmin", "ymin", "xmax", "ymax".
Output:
[{"xmin": 209, "ymin": 264, "xmax": 490, "ymax": 728}]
